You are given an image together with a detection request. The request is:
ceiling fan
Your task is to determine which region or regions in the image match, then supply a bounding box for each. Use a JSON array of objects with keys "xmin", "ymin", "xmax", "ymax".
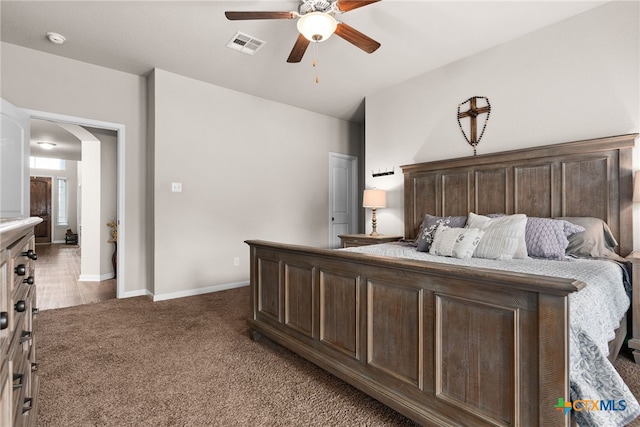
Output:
[{"xmin": 225, "ymin": 0, "xmax": 381, "ymax": 63}]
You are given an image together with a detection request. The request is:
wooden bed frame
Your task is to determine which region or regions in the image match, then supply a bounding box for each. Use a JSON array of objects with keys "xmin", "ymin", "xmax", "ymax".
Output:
[{"xmin": 246, "ymin": 133, "xmax": 637, "ymax": 426}]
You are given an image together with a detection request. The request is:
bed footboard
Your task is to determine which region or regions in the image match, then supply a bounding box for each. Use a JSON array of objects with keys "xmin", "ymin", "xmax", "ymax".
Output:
[{"xmin": 246, "ymin": 240, "xmax": 582, "ymax": 426}]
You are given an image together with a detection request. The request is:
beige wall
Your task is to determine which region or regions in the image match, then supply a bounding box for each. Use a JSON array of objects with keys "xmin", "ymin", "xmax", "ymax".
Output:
[
  {"xmin": 0, "ymin": 45, "xmax": 363, "ymax": 300},
  {"xmin": 2, "ymin": 42, "xmax": 148, "ymax": 296},
  {"xmin": 364, "ymin": 1, "xmax": 640, "ymax": 241},
  {"xmin": 150, "ymin": 69, "xmax": 362, "ymax": 299}
]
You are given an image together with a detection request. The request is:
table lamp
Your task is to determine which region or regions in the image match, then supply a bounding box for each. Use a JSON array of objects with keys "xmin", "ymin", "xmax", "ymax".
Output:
[{"xmin": 363, "ymin": 189, "xmax": 386, "ymax": 236}]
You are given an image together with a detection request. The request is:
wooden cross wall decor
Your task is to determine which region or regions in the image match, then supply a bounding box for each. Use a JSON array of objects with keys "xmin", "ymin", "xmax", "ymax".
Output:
[{"xmin": 457, "ymin": 96, "xmax": 491, "ymax": 156}]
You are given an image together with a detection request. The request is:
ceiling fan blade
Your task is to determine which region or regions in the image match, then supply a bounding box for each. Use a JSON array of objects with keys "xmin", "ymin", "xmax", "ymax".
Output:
[
  {"xmin": 287, "ymin": 34, "xmax": 310, "ymax": 63},
  {"xmin": 334, "ymin": 22, "xmax": 380, "ymax": 54},
  {"xmin": 225, "ymin": 11, "xmax": 297, "ymax": 20},
  {"xmin": 335, "ymin": 0, "xmax": 381, "ymax": 12}
]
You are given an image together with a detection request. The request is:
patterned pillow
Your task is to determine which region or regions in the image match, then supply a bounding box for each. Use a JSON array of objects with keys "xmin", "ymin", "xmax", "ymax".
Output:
[
  {"xmin": 525, "ymin": 217, "xmax": 585, "ymax": 259},
  {"xmin": 416, "ymin": 215, "xmax": 467, "ymax": 252},
  {"xmin": 429, "ymin": 226, "xmax": 484, "ymax": 259},
  {"xmin": 482, "ymin": 213, "xmax": 527, "ymax": 257},
  {"xmin": 466, "ymin": 212, "xmax": 527, "ymax": 260}
]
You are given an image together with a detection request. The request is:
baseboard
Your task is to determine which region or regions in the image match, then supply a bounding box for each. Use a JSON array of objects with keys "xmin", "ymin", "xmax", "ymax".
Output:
[
  {"xmin": 39, "ymin": 240, "xmax": 74, "ymax": 245},
  {"xmin": 78, "ymin": 272, "xmax": 115, "ymax": 282},
  {"xmin": 152, "ymin": 281, "xmax": 249, "ymax": 302},
  {"xmin": 120, "ymin": 289, "xmax": 151, "ymax": 299}
]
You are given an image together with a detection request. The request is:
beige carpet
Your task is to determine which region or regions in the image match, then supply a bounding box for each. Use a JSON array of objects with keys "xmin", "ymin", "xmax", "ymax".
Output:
[
  {"xmin": 35, "ymin": 287, "xmax": 418, "ymax": 426},
  {"xmin": 613, "ymin": 349, "xmax": 640, "ymax": 427},
  {"xmin": 34, "ymin": 286, "xmax": 640, "ymax": 426}
]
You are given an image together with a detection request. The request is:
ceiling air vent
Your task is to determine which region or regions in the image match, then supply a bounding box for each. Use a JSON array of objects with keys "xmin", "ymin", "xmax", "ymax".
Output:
[{"xmin": 226, "ymin": 32, "xmax": 266, "ymax": 55}]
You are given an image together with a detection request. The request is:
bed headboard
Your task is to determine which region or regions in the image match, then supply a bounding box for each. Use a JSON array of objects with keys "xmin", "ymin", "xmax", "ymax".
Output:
[{"xmin": 401, "ymin": 134, "xmax": 638, "ymax": 256}]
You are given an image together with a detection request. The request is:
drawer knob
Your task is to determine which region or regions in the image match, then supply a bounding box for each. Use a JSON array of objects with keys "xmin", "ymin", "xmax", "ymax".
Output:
[
  {"xmin": 12, "ymin": 373, "xmax": 23, "ymax": 390},
  {"xmin": 23, "ymin": 276, "xmax": 35, "ymax": 285},
  {"xmin": 15, "ymin": 300, "xmax": 26, "ymax": 312},
  {"xmin": 32, "ymin": 307, "xmax": 39, "ymax": 316},
  {"xmin": 15, "ymin": 264, "xmax": 27, "ymax": 276},
  {"xmin": 22, "ymin": 249, "xmax": 37, "ymax": 260},
  {"xmin": 0, "ymin": 312, "xmax": 7, "ymax": 330},
  {"xmin": 22, "ymin": 398, "xmax": 32, "ymax": 414},
  {"xmin": 20, "ymin": 330, "xmax": 32, "ymax": 343}
]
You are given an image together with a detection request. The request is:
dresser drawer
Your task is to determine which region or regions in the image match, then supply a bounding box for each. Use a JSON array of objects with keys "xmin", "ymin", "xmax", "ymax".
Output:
[
  {"xmin": 0, "ymin": 352, "xmax": 10, "ymax": 426},
  {"xmin": 0, "ymin": 249, "xmax": 9, "ymax": 359},
  {"xmin": 11, "ymin": 284, "xmax": 35, "ymax": 360},
  {"xmin": 9, "ymin": 237, "xmax": 35, "ymax": 295},
  {"xmin": 11, "ymin": 350, "xmax": 29, "ymax": 426},
  {"xmin": 3, "ymin": 236, "xmax": 35, "ymax": 360},
  {"xmin": 0, "ymin": 221, "xmax": 39, "ymax": 427}
]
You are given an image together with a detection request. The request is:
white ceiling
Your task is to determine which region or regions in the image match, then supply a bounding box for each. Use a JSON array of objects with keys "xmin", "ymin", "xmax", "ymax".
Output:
[
  {"xmin": 30, "ymin": 118, "xmax": 82, "ymax": 161},
  {"xmin": 2, "ymin": 0, "xmax": 609, "ymax": 133}
]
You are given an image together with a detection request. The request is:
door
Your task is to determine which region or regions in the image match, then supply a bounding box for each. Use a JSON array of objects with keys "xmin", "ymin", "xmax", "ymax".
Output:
[
  {"xmin": 0, "ymin": 99, "xmax": 30, "ymax": 219},
  {"xmin": 329, "ymin": 153, "xmax": 358, "ymax": 248},
  {"xmin": 30, "ymin": 177, "xmax": 52, "ymax": 243}
]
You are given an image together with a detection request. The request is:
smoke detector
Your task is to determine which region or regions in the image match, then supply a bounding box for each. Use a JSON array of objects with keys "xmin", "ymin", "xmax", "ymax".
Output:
[{"xmin": 47, "ymin": 32, "xmax": 66, "ymax": 45}]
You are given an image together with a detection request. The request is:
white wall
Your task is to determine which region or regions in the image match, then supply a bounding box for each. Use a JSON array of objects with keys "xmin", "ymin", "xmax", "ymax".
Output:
[
  {"xmin": 150, "ymin": 69, "xmax": 362, "ymax": 299},
  {"xmin": 80, "ymin": 139, "xmax": 101, "ymax": 279},
  {"xmin": 1, "ymin": 42, "xmax": 148, "ymax": 296},
  {"xmin": 78, "ymin": 132, "xmax": 117, "ymax": 280},
  {"xmin": 98, "ymin": 130, "xmax": 118, "ymax": 278},
  {"xmin": 365, "ymin": 1, "xmax": 640, "ymax": 243}
]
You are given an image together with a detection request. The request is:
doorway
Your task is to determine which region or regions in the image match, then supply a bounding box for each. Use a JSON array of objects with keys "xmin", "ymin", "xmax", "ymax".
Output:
[
  {"xmin": 329, "ymin": 153, "xmax": 358, "ymax": 248},
  {"xmin": 30, "ymin": 176, "xmax": 52, "ymax": 243},
  {"xmin": 25, "ymin": 108, "xmax": 126, "ymax": 300}
]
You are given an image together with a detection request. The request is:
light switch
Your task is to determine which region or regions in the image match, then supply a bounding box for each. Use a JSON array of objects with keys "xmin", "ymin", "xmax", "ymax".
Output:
[{"xmin": 171, "ymin": 182, "xmax": 182, "ymax": 192}]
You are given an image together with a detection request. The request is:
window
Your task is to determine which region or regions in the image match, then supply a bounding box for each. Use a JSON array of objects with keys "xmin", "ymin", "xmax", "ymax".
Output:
[
  {"xmin": 30, "ymin": 157, "xmax": 65, "ymax": 170},
  {"xmin": 57, "ymin": 177, "xmax": 68, "ymax": 226}
]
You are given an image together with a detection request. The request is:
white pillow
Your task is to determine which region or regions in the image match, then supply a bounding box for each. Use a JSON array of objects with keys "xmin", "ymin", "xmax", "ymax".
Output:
[
  {"xmin": 429, "ymin": 225, "xmax": 485, "ymax": 259},
  {"xmin": 466, "ymin": 212, "xmax": 527, "ymax": 260}
]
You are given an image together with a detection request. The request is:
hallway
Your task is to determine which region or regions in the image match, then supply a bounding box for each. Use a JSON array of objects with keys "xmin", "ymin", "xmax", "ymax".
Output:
[{"xmin": 35, "ymin": 243, "xmax": 116, "ymax": 310}]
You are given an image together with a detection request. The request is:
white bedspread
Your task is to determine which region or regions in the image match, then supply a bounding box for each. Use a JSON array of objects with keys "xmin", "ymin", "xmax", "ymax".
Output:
[{"xmin": 342, "ymin": 242, "xmax": 640, "ymax": 426}]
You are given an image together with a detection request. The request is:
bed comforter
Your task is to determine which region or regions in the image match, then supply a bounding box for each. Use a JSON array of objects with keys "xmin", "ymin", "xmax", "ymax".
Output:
[{"xmin": 342, "ymin": 242, "xmax": 640, "ymax": 426}]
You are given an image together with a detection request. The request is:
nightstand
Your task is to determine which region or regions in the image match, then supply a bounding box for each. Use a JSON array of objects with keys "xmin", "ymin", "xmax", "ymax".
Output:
[
  {"xmin": 626, "ymin": 251, "xmax": 640, "ymax": 364},
  {"xmin": 339, "ymin": 234, "xmax": 403, "ymax": 248}
]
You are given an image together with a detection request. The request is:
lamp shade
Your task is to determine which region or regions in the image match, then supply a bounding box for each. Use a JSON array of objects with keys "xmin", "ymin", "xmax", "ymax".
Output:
[
  {"xmin": 634, "ymin": 171, "xmax": 640, "ymax": 202},
  {"xmin": 363, "ymin": 189, "xmax": 386, "ymax": 208},
  {"xmin": 297, "ymin": 12, "xmax": 337, "ymax": 42}
]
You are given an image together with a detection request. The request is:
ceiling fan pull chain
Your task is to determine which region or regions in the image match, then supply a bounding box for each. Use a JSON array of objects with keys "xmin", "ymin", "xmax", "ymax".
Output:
[{"xmin": 313, "ymin": 42, "xmax": 319, "ymax": 83}]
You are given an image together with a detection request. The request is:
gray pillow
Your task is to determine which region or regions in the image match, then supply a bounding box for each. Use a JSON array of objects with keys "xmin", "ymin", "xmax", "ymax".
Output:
[
  {"xmin": 555, "ymin": 217, "xmax": 623, "ymax": 260},
  {"xmin": 525, "ymin": 217, "xmax": 584, "ymax": 259},
  {"xmin": 416, "ymin": 214, "xmax": 467, "ymax": 252}
]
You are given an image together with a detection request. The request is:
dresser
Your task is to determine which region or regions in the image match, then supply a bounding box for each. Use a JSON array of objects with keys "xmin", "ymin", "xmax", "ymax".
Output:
[
  {"xmin": 0, "ymin": 218, "xmax": 41, "ymax": 426},
  {"xmin": 338, "ymin": 233, "xmax": 403, "ymax": 248}
]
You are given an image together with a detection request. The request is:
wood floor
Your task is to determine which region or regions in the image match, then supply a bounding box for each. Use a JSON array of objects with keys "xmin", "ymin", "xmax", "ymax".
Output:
[{"xmin": 35, "ymin": 243, "xmax": 116, "ymax": 311}]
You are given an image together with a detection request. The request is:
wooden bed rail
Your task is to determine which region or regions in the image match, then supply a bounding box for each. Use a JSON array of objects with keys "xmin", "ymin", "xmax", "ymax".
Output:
[{"xmin": 246, "ymin": 240, "xmax": 579, "ymax": 426}]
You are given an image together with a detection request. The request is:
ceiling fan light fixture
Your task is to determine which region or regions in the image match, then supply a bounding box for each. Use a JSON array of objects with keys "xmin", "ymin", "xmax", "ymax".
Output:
[{"xmin": 297, "ymin": 12, "xmax": 337, "ymax": 42}]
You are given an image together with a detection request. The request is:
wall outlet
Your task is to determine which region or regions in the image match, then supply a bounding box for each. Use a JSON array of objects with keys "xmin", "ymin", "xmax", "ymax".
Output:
[
  {"xmin": 171, "ymin": 182, "xmax": 182, "ymax": 192},
  {"xmin": 233, "ymin": 257, "xmax": 240, "ymax": 266}
]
